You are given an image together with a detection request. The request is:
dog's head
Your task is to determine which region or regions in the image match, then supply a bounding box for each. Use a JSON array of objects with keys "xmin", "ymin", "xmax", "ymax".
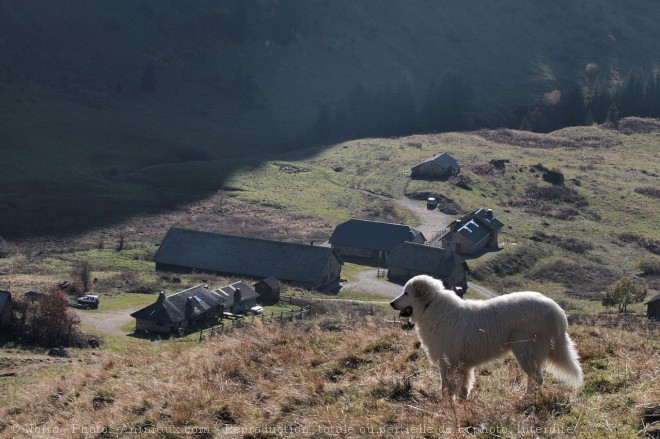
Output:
[{"xmin": 390, "ymin": 275, "xmax": 439, "ymax": 320}]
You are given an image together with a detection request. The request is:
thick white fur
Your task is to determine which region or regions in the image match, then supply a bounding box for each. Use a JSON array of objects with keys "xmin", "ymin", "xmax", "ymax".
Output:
[{"xmin": 390, "ymin": 275, "xmax": 583, "ymax": 399}]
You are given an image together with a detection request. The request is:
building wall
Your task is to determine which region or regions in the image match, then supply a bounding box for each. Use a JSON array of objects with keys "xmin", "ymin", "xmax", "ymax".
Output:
[
  {"xmin": 332, "ymin": 245, "xmax": 381, "ymax": 260},
  {"xmin": 255, "ymin": 285, "xmax": 280, "ymax": 305},
  {"xmin": 1, "ymin": 302, "xmax": 11, "ymax": 327},
  {"xmin": 387, "ymin": 265, "xmax": 466, "ymax": 289},
  {"xmin": 318, "ymin": 255, "xmax": 343, "ymax": 290},
  {"xmin": 135, "ymin": 319, "xmax": 181, "ymax": 334},
  {"xmin": 412, "ymin": 162, "xmax": 447, "ymax": 179},
  {"xmin": 455, "ymin": 234, "xmax": 480, "ymax": 255},
  {"xmin": 648, "ymin": 302, "xmax": 660, "ymax": 321}
]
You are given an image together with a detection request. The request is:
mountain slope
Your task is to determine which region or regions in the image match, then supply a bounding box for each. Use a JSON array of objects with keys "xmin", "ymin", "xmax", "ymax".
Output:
[{"xmin": 2, "ymin": 0, "xmax": 660, "ymax": 237}]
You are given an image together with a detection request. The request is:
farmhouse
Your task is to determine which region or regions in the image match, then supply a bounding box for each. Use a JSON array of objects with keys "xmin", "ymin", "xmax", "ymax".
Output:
[
  {"xmin": 387, "ymin": 242, "xmax": 469, "ymax": 292},
  {"xmin": 411, "ymin": 152, "xmax": 460, "ymax": 180},
  {"xmin": 0, "ymin": 291, "xmax": 11, "ymax": 328},
  {"xmin": 154, "ymin": 228, "xmax": 342, "ymax": 291},
  {"xmin": 131, "ymin": 285, "xmax": 226, "ymax": 334},
  {"xmin": 647, "ymin": 294, "xmax": 660, "ymax": 321},
  {"xmin": 254, "ymin": 277, "xmax": 281, "ymax": 305},
  {"xmin": 329, "ymin": 219, "xmax": 425, "ymax": 260},
  {"xmin": 440, "ymin": 208, "xmax": 504, "ymax": 255}
]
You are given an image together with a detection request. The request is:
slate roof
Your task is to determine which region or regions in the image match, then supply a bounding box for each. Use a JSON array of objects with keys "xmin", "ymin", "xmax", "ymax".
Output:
[
  {"xmin": 646, "ymin": 294, "xmax": 660, "ymax": 305},
  {"xmin": 472, "ymin": 208, "xmax": 504, "ymax": 231},
  {"xmin": 329, "ymin": 219, "xmax": 425, "ymax": 251},
  {"xmin": 457, "ymin": 219, "xmax": 491, "ymax": 245},
  {"xmin": 452, "ymin": 208, "xmax": 504, "ymax": 245},
  {"xmin": 211, "ymin": 281, "xmax": 259, "ymax": 308},
  {"xmin": 154, "ymin": 228, "xmax": 341, "ymax": 285},
  {"xmin": 387, "ymin": 243, "xmax": 466, "ymax": 276},
  {"xmin": 255, "ymin": 277, "xmax": 280, "ymax": 291},
  {"xmin": 131, "ymin": 285, "xmax": 226, "ymax": 323},
  {"xmin": 0, "ymin": 291, "xmax": 11, "ymax": 313},
  {"xmin": 415, "ymin": 152, "xmax": 460, "ymax": 170}
]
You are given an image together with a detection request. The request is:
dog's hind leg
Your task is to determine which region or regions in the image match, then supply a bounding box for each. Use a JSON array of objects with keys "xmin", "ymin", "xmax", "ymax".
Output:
[
  {"xmin": 454, "ymin": 367, "xmax": 477, "ymax": 400},
  {"xmin": 440, "ymin": 362, "xmax": 472, "ymax": 399},
  {"xmin": 510, "ymin": 337, "xmax": 547, "ymax": 393},
  {"xmin": 459, "ymin": 367, "xmax": 476, "ymax": 399}
]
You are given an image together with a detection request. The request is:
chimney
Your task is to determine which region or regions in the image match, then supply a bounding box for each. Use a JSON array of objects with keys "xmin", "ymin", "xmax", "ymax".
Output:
[
  {"xmin": 157, "ymin": 291, "xmax": 166, "ymax": 302},
  {"xmin": 487, "ymin": 209, "xmax": 493, "ymax": 218}
]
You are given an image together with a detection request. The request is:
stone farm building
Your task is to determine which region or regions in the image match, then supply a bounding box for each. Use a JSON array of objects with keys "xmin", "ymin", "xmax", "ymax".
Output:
[
  {"xmin": 154, "ymin": 228, "xmax": 343, "ymax": 291},
  {"xmin": 329, "ymin": 219, "xmax": 425, "ymax": 260},
  {"xmin": 131, "ymin": 281, "xmax": 259, "ymax": 334},
  {"xmin": 254, "ymin": 277, "xmax": 281, "ymax": 305},
  {"xmin": 440, "ymin": 208, "xmax": 504, "ymax": 255},
  {"xmin": 0, "ymin": 291, "xmax": 11, "ymax": 328},
  {"xmin": 387, "ymin": 242, "xmax": 469, "ymax": 292},
  {"xmin": 647, "ymin": 294, "xmax": 660, "ymax": 321},
  {"xmin": 411, "ymin": 152, "xmax": 460, "ymax": 180}
]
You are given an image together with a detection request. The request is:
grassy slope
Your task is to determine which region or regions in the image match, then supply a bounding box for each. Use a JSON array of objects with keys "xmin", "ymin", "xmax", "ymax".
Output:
[
  {"xmin": 1, "ymin": 311, "xmax": 658, "ymax": 438},
  {"xmin": 0, "ymin": 123, "xmax": 658, "ymax": 436}
]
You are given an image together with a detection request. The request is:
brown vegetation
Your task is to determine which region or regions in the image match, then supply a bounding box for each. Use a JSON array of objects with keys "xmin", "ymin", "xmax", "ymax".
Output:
[
  {"xmin": 1, "ymin": 307, "xmax": 658, "ymax": 438},
  {"xmin": 10, "ymin": 288, "xmax": 83, "ymax": 347}
]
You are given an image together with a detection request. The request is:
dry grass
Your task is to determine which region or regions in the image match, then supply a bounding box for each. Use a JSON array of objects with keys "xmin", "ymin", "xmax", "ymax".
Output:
[{"xmin": 1, "ymin": 308, "xmax": 658, "ymax": 438}]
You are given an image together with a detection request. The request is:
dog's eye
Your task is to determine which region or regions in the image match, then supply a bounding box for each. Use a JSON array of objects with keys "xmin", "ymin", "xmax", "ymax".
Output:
[{"xmin": 404, "ymin": 292, "xmax": 408, "ymax": 295}]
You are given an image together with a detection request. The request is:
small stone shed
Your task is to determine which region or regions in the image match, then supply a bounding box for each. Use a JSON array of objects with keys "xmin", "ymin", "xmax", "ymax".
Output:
[
  {"xmin": 254, "ymin": 277, "xmax": 281, "ymax": 305},
  {"xmin": 411, "ymin": 152, "xmax": 460, "ymax": 180},
  {"xmin": 647, "ymin": 294, "xmax": 660, "ymax": 321},
  {"xmin": 0, "ymin": 291, "xmax": 11, "ymax": 328}
]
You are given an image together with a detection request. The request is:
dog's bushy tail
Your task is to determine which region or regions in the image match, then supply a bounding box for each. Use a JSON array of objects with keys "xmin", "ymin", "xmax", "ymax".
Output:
[{"xmin": 545, "ymin": 332, "xmax": 583, "ymax": 389}]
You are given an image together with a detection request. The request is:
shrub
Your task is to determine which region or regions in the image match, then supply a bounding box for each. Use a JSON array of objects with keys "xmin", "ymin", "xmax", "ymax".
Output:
[
  {"xmin": 637, "ymin": 256, "xmax": 660, "ymax": 275},
  {"xmin": 451, "ymin": 173, "xmax": 473, "ymax": 190},
  {"xmin": 635, "ymin": 186, "xmax": 660, "ymax": 198},
  {"xmin": 531, "ymin": 231, "xmax": 594, "ymax": 253},
  {"xmin": 471, "ymin": 246, "xmax": 543, "ymax": 281},
  {"xmin": 601, "ymin": 276, "xmax": 646, "ymax": 313},
  {"xmin": 11, "ymin": 288, "xmax": 83, "ymax": 347}
]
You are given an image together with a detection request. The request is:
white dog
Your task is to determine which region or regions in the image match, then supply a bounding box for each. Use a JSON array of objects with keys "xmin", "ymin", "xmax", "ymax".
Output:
[{"xmin": 390, "ymin": 275, "xmax": 583, "ymax": 399}]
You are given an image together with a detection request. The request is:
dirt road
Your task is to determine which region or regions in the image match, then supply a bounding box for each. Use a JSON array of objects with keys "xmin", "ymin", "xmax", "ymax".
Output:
[
  {"xmin": 75, "ymin": 309, "xmax": 133, "ymax": 336},
  {"xmin": 392, "ymin": 197, "xmax": 452, "ymax": 242}
]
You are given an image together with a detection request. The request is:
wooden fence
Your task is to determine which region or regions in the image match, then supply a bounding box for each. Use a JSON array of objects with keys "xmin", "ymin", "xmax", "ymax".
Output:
[{"xmin": 197, "ymin": 304, "xmax": 312, "ymax": 342}]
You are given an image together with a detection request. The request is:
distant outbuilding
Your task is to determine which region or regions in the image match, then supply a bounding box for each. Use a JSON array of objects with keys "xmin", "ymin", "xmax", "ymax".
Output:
[
  {"xmin": 329, "ymin": 219, "xmax": 426, "ymax": 260},
  {"xmin": 647, "ymin": 294, "xmax": 660, "ymax": 321},
  {"xmin": 0, "ymin": 291, "xmax": 11, "ymax": 328},
  {"xmin": 254, "ymin": 277, "xmax": 281, "ymax": 305},
  {"xmin": 411, "ymin": 152, "xmax": 460, "ymax": 180}
]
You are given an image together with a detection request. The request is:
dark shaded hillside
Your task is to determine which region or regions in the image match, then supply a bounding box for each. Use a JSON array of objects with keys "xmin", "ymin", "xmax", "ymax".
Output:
[{"xmin": 1, "ymin": 0, "xmax": 660, "ymax": 237}]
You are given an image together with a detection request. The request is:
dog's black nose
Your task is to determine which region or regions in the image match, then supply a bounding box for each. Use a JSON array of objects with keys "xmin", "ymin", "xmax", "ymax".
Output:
[{"xmin": 389, "ymin": 301, "xmax": 396, "ymax": 309}]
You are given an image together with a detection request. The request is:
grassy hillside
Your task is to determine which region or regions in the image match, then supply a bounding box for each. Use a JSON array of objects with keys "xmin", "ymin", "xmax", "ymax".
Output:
[
  {"xmin": 1, "ymin": 307, "xmax": 659, "ymax": 438},
  {"xmin": 0, "ymin": 122, "xmax": 658, "ymax": 437},
  {"xmin": 3, "ymin": 1, "xmax": 660, "ymax": 237}
]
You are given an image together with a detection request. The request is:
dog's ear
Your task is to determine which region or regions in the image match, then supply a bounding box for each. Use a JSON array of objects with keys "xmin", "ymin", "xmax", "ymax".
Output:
[{"xmin": 410, "ymin": 276, "xmax": 430, "ymax": 299}]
